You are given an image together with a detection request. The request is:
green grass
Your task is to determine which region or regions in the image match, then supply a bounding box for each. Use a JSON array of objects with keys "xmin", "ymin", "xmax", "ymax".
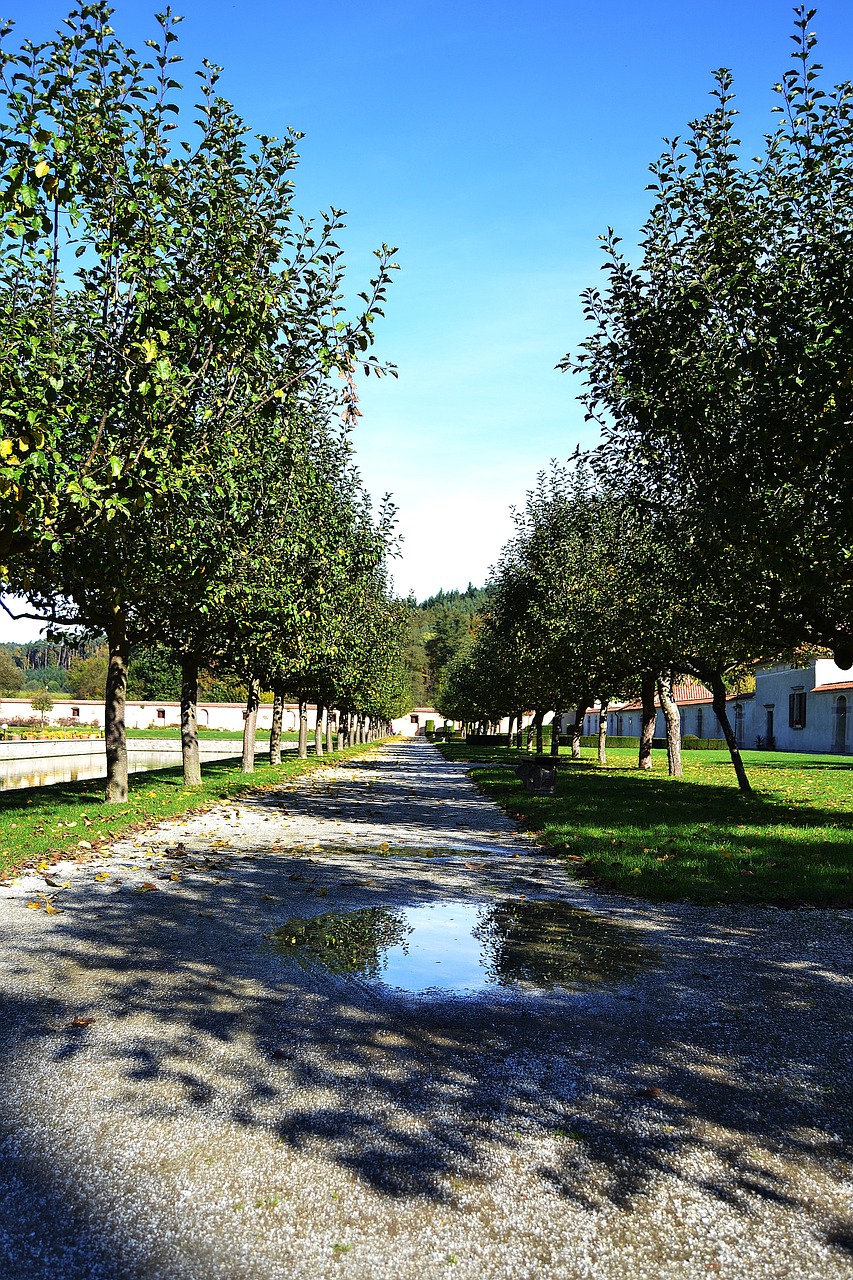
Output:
[
  {"xmin": 434, "ymin": 742, "xmax": 853, "ymax": 905},
  {"xmin": 0, "ymin": 742, "xmax": 379, "ymax": 876}
]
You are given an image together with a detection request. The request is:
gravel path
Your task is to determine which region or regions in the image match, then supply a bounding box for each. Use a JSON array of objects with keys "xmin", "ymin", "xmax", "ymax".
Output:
[{"xmin": 0, "ymin": 738, "xmax": 851, "ymax": 1280}]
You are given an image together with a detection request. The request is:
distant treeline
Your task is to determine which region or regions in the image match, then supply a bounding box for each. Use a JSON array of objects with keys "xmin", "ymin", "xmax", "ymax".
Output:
[
  {"xmin": 0, "ymin": 641, "xmax": 246, "ymax": 703},
  {"xmin": 405, "ymin": 585, "xmax": 491, "ymax": 707}
]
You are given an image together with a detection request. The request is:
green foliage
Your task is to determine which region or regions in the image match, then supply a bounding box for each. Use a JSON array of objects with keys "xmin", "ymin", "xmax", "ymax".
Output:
[
  {"xmin": 127, "ymin": 647, "xmax": 182, "ymax": 701},
  {"xmin": 567, "ymin": 6, "xmax": 853, "ymax": 664},
  {"xmin": 29, "ymin": 687, "xmax": 52, "ymax": 717},
  {"xmin": 405, "ymin": 585, "xmax": 490, "ymax": 706},
  {"xmin": 66, "ymin": 653, "xmax": 108, "ymax": 700},
  {"xmin": 0, "ymin": 647, "xmax": 21, "ymax": 693},
  {"xmin": 435, "ymin": 743, "xmax": 853, "ymax": 906},
  {"xmin": 0, "ymin": 5, "xmax": 400, "ymax": 796}
]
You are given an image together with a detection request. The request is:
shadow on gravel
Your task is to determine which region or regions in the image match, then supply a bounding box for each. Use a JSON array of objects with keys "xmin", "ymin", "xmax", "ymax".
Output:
[
  {"xmin": 240, "ymin": 741, "xmax": 522, "ymax": 854},
  {"xmin": 1, "ymin": 740, "xmax": 851, "ymax": 1271}
]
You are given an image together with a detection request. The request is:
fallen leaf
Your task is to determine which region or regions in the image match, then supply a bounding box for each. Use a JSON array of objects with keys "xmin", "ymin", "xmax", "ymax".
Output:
[
  {"xmin": 70, "ymin": 1016, "xmax": 95, "ymax": 1027},
  {"xmin": 26, "ymin": 900, "xmax": 43, "ymax": 910},
  {"xmin": 137, "ymin": 882, "xmax": 158, "ymax": 892}
]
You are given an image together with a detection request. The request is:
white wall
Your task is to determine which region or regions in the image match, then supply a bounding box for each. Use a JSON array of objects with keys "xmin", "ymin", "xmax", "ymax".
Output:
[{"xmin": 0, "ymin": 698, "xmax": 315, "ymax": 734}]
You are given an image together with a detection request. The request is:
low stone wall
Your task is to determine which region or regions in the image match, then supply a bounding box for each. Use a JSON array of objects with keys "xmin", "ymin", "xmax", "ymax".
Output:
[{"xmin": 0, "ymin": 739, "xmax": 278, "ymax": 763}]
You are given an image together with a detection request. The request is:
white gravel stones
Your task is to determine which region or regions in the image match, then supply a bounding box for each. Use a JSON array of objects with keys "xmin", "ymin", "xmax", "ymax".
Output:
[{"xmin": 0, "ymin": 739, "xmax": 851, "ymax": 1278}]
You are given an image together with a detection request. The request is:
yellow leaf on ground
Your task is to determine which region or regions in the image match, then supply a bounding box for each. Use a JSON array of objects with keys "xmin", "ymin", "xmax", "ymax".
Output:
[{"xmin": 26, "ymin": 901, "xmax": 42, "ymax": 909}]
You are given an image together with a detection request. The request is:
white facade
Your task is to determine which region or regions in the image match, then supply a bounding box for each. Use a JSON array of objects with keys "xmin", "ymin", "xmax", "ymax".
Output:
[
  {"xmin": 575, "ymin": 657, "xmax": 853, "ymax": 755},
  {"xmin": 0, "ymin": 697, "xmax": 307, "ymax": 733},
  {"xmin": 0, "ymin": 697, "xmax": 464, "ymax": 740},
  {"xmin": 750, "ymin": 658, "xmax": 852, "ymax": 754},
  {"xmin": 390, "ymin": 708, "xmax": 460, "ymax": 737}
]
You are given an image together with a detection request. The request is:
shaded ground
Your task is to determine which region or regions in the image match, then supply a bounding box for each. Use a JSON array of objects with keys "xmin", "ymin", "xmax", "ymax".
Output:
[{"xmin": 0, "ymin": 740, "xmax": 851, "ymax": 1279}]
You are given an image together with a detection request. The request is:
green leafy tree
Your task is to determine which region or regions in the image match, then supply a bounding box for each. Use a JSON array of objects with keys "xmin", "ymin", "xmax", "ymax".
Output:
[
  {"xmin": 30, "ymin": 687, "xmax": 52, "ymax": 721},
  {"xmin": 67, "ymin": 652, "xmax": 108, "ymax": 699},
  {"xmin": 567, "ymin": 6, "xmax": 853, "ymax": 678},
  {"xmin": 0, "ymin": 646, "xmax": 21, "ymax": 693},
  {"xmin": 1, "ymin": 6, "xmax": 397, "ymax": 799}
]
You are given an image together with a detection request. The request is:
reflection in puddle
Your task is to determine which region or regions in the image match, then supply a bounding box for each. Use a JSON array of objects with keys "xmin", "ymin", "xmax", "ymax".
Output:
[{"xmin": 270, "ymin": 899, "xmax": 654, "ymax": 994}]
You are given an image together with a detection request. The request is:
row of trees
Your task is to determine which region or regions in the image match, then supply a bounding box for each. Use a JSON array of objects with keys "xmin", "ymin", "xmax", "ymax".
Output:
[
  {"xmin": 0, "ymin": 5, "xmax": 410, "ymax": 799},
  {"xmin": 440, "ymin": 9, "xmax": 853, "ymax": 793}
]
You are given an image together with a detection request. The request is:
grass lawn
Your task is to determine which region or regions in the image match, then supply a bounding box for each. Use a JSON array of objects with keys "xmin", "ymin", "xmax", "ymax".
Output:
[
  {"xmin": 435, "ymin": 742, "xmax": 853, "ymax": 905},
  {"xmin": 0, "ymin": 742, "xmax": 377, "ymax": 877}
]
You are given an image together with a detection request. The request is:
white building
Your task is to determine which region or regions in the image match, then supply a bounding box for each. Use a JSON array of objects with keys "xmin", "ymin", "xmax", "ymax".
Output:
[
  {"xmin": 0, "ymin": 697, "xmax": 461, "ymax": 740},
  {"xmin": 577, "ymin": 658, "xmax": 853, "ymax": 755}
]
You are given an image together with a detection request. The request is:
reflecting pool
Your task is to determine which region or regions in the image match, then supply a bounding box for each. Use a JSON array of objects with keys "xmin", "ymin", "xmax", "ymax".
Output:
[{"xmin": 270, "ymin": 899, "xmax": 655, "ymax": 995}]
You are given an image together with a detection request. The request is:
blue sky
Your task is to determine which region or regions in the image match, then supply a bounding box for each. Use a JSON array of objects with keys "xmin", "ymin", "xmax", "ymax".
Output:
[{"xmin": 4, "ymin": 1, "xmax": 853, "ymax": 639}]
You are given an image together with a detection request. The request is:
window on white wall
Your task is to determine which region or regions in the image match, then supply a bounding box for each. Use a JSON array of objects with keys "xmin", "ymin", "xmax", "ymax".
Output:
[
  {"xmin": 157, "ymin": 708, "xmax": 166, "ymax": 721},
  {"xmin": 788, "ymin": 691, "xmax": 807, "ymax": 729}
]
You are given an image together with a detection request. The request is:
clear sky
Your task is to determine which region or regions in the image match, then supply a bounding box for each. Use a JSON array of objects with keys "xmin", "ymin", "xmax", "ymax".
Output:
[{"xmin": 3, "ymin": 1, "xmax": 853, "ymax": 640}]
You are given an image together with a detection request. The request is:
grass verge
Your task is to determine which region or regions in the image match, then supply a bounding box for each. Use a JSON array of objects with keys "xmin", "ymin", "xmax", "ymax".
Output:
[
  {"xmin": 435, "ymin": 742, "xmax": 853, "ymax": 905},
  {"xmin": 0, "ymin": 743, "xmax": 380, "ymax": 877}
]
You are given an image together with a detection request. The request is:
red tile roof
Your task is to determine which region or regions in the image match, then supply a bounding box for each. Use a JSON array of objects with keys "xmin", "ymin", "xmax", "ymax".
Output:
[
  {"xmin": 813, "ymin": 682, "xmax": 853, "ymax": 693},
  {"xmin": 608, "ymin": 679, "xmax": 753, "ymax": 712}
]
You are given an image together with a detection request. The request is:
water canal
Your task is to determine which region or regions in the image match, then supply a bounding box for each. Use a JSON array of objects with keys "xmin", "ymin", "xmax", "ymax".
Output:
[{"xmin": 0, "ymin": 741, "xmax": 277, "ymax": 791}]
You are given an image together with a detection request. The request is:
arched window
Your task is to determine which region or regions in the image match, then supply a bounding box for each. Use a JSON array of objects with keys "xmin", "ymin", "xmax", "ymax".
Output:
[
  {"xmin": 734, "ymin": 703, "xmax": 744, "ymax": 743},
  {"xmin": 696, "ymin": 706, "xmax": 704, "ymax": 739},
  {"xmin": 835, "ymin": 695, "xmax": 848, "ymax": 751}
]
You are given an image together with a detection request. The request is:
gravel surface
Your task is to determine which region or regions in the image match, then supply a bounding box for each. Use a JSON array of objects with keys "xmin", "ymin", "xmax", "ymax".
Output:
[{"xmin": 0, "ymin": 738, "xmax": 851, "ymax": 1280}]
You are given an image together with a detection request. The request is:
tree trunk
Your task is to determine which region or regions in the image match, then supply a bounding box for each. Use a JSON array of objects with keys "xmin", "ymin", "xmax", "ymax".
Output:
[
  {"xmin": 598, "ymin": 702, "xmax": 608, "ymax": 765},
  {"xmin": 326, "ymin": 708, "xmax": 334, "ymax": 754},
  {"xmin": 269, "ymin": 684, "xmax": 284, "ymax": 766},
  {"xmin": 571, "ymin": 702, "xmax": 589, "ymax": 760},
  {"xmin": 314, "ymin": 702, "xmax": 324, "ymax": 757},
  {"xmin": 657, "ymin": 673, "xmax": 683, "ymax": 778},
  {"xmin": 638, "ymin": 671, "xmax": 656, "ymax": 770},
  {"xmin": 241, "ymin": 676, "xmax": 260, "ymax": 773},
  {"xmin": 348, "ymin": 715, "xmax": 356, "ymax": 748},
  {"xmin": 104, "ymin": 617, "xmax": 130, "ymax": 804},
  {"xmin": 551, "ymin": 710, "xmax": 562, "ymax": 757},
  {"xmin": 516, "ymin": 713, "xmax": 524, "ymax": 750},
  {"xmin": 708, "ymin": 668, "xmax": 752, "ymax": 793},
  {"xmin": 535, "ymin": 710, "xmax": 544, "ymax": 755},
  {"xmin": 180, "ymin": 653, "xmax": 202, "ymax": 787},
  {"xmin": 298, "ymin": 700, "xmax": 308, "ymax": 759}
]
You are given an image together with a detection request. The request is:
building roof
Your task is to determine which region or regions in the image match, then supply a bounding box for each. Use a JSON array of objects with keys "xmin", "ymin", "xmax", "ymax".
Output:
[
  {"xmin": 608, "ymin": 679, "xmax": 753, "ymax": 713},
  {"xmin": 813, "ymin": 681, "xmax": 853, "ymax": 693}
]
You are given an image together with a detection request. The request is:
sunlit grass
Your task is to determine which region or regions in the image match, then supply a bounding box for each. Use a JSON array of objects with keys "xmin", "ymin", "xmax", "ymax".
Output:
[
  {"xmin": 0, "ymin": 742, "xmax": 378, "ymax": 876},
  {"xmin": 436, "ymin": 743, "xmax": 853, "ymax": 905}
]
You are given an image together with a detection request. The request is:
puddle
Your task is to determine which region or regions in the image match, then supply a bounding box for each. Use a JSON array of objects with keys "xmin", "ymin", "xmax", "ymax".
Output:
[{"xmin": 269, "ymin": 899, "xmax": 655, "ymax": 995}]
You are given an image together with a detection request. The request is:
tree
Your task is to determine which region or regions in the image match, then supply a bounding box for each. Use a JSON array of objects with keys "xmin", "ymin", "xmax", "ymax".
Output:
[
  {"xmin": 67, "ymin": 652, "xmax": 108, "ymax": 700},
  {"xmin": 567, "ymin": 6, "xmax": 853, "ymax": 677},
  {"xmin": 1, "ymin": 6, "xmax": 397, "ymax": 799},
  {"xmin": 30, "ymin": 687, "xmax": 52, "ymax": 722},
  {"xmin": 0, "ymin": 647, "xmax": 21, "ymax": 693}
]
